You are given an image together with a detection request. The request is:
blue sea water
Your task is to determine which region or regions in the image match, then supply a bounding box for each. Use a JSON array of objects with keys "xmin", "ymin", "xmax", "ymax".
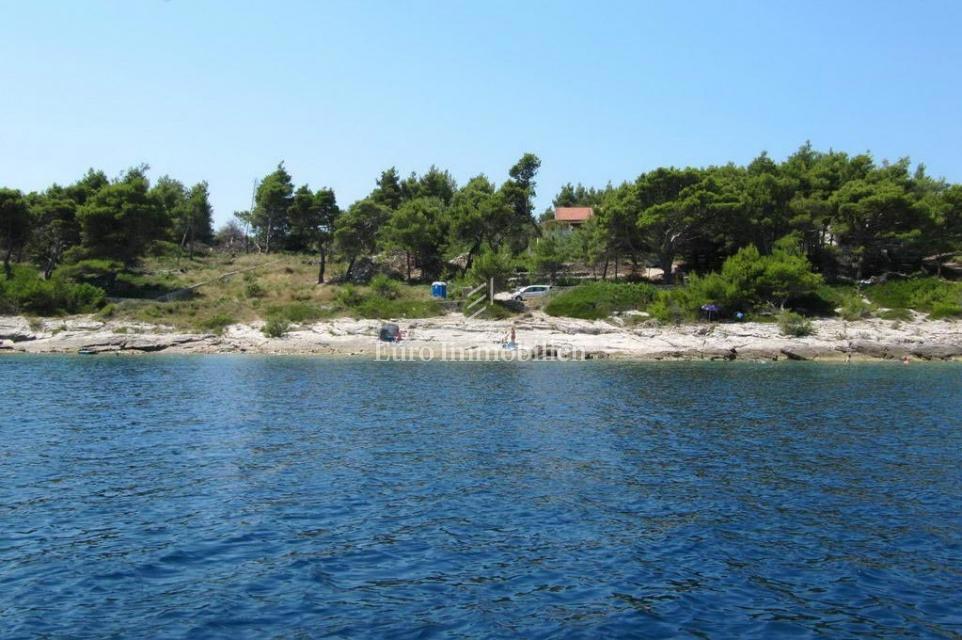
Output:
[{"xmin": 1, "ymin": 356, "xmax": 961, "ymax": 639}]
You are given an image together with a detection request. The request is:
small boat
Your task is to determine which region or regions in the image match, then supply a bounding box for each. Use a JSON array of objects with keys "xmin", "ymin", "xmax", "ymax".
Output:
[{"xmin": 78, "ymin": 348, "xmax": 97, "ymax": 355}]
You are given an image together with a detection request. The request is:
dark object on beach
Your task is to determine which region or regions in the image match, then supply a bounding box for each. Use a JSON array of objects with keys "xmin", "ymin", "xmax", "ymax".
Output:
[{"xmin": 379, "ymin": 323, "xmax": 401, "ymax": 342}]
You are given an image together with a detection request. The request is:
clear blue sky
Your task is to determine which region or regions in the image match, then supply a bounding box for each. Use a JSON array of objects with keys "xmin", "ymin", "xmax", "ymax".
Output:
[{"xmin": 3, "ymin": 0, "xmax": 961, "ymax": 225}]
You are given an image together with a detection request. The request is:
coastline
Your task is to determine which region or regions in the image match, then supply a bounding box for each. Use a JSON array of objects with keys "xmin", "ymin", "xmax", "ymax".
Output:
[{"xmin": 3, "ymin": 312, "xmax": 962, "ymax": 362}]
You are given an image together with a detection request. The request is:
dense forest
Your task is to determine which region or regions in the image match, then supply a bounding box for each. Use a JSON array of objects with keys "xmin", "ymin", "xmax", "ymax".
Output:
[{"xmin": 2, "ymin": 144, "xmax": 961, "ymax": 319}]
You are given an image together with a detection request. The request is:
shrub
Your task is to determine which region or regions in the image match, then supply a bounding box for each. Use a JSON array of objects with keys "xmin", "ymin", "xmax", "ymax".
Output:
[
  {"xmin": 197, "ymin": 314, "xmax": 235, "ymax": 334},
  {"xmin": 929, "ymin": 302, "xmax": 962, "ymax": 320},
  {"xmin": 146, "ymin": 240, "xmax": 182, "ymax": 257},
  {"xmin": 686, "ymin": 272, "xmax": 737, "ymax": 310},
  {"xmin": 54, "ymin": 259, "xmax": 123, "ymax": 289},
  {"xmin": 262, "ymin": 316, "xmax": 289, "ymax": 338},
  {"xmin": 474, "ymin": 301, "xmax": 518, "ymax": 320},
  {"xmin": 527, "ymin": 231, "xmax": 567, "ymax": 282},
  {"xmin": 0, "ymin": 266, "xmax": 106, "ymax": 315},
  {"xmin": 839, "ymin": 293, "xmax": 876, "ymax": 321},
  {"xmin": 646, "ymin": 274, "xmax": 728, "ymax": 324},
  {"xmin": 370, "ymin": 274, "xmax": 401, "ymax": 300},
  {"xmin": 644, "ymin": 242, "xmax": 824, "ymax": 324},
  {"xmin": 334, "ymin": 284, "xmax": 363, "ymax": 307},
  {"xmin": 352, "ymin": 295, "xmax": 443, "ymax": 319},
  {"xmin": 796, "ymin": 284, "xmax": 852, "ymax": 317},
  {"xmin": 865, "ymin": 278, "xmax": 962, "ymax": 313},
  {"xmin": 777, "ymin": 310, "xmax": 814, "ymax": 337},
  {"xmin": 264, "ymin": 302, "xmax": 325, "ymax": 323},
  {"xmin": 545, "ymin": 282, "xmax": 657, "ymax": 320},
  {"xmin": 721, "ymin": 243, "xmax": 822, "ymax": 309},
  {"xmin": 467, "ymin": 248, "xmax": 514, "ymax": 290},
  {"xmin": 647, "ymin": 294, "xmax": 696, "ymax": 325},
  {"xmin": 244, "ymin": 273, "xmax": 265, "ymax": 298},
  {"xmin": 879, "ymin": 307, "xmax": 913, "ymax": 321},
  {"xmin": 109, "ymin": 271, "xmax": 171, "ymax": 298}
]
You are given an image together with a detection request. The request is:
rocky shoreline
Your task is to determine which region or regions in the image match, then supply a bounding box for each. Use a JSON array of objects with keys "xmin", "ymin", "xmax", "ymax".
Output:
[{"xmin": 2, "ymin": 312, "xmax": 962, "ymax": 362}]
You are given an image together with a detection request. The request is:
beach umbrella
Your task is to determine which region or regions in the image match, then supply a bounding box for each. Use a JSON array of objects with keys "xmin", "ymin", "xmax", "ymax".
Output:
[{"xmin": 701, "ymin": 303, "xmax": 720, "ymax": 320}]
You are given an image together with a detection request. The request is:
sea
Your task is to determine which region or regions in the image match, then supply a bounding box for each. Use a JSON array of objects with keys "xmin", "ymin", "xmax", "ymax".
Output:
[{"xmin": 1, "ymin": 356, "xmax": 960, "ymax": 638}]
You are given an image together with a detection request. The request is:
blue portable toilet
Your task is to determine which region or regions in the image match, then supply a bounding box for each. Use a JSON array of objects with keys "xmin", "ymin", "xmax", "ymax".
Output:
[{"xmin": 431, "ymin": 281, "xmax": 447, "ymax": 298}]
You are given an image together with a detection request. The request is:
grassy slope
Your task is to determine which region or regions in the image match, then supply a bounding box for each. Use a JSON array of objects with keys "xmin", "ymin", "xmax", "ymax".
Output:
[{"xmin": 103, "ymin": 253, "xmax": 443, "ymax": 331}]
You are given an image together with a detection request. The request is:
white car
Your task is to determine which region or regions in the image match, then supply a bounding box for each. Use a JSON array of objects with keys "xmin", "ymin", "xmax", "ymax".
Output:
[{"xmin": 513, "ymin": 285, "xmax": 552, "ymax": 301}]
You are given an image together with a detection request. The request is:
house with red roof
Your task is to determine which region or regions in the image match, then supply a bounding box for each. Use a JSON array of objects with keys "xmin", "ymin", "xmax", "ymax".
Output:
[{"xmin": 553, "ymin": 206, "xmax": 594, "ymax": 228}]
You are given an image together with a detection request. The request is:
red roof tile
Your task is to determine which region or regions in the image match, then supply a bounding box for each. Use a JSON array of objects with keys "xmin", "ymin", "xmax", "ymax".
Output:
[{"xmin": 554, "ymin": 207, "xmax": 594, "ymax": 222}]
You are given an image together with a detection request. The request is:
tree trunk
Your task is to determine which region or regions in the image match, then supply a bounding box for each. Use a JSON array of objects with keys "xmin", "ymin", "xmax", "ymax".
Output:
[
  {"xmin": 602, "ymin": 257, "xmax": 609, "ymax": 280},
  {"xmin": 3, "ymin": 246, "xmax": 13, "ymax": 279},
  {"xmin": 406, "ymin": 252, "xmax": 412, "ymax": 282},
  {"xmin": 462, "ymin": 241, "xmax": 481, "ymax": 276},
  {"xmin": 42, "ymin": 241, "xmax": 61, "ymax": 280},
  {"xmin": 317, "ymin": 248, "xmax": 326, "ymax": 284},
  {"xmin": 659, "ymin": 253, "xmax": 675, "ymax": 285},
  {"xmin": 344, "ymin": 256, "xmax": 356, "ymax": 280},
  {"xmin": 43, "ymin": 255, "xmax": 56, "ymax": 280}
]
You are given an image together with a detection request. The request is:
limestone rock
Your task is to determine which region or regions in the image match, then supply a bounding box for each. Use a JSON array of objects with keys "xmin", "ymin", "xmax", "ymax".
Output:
[
  {"xmin": 0, "ymin": 317, "xmax": 35, "ymax": 342},
  {"xmin": 849, "ymin": 340, "xmax": 910, "ymax": 359},
  {"xmin": 780, "ymin": 345, "xmax": 831, "ymax": 361},
  {"xmin": 910, "ymin": 344, "xmax": 962, "ymax": 360}
]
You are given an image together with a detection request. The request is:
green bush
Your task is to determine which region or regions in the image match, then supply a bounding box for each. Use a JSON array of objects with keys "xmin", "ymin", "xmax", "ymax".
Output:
[
  {"xmin": 264, "ymin": 301, "xmax": 326, "ymax": 323},
  {"xmin": 865, "ymin": 278, "xmax": 962, "ymax": 313},
  {"xmin": 720, "ymin": 243, "xmax": 822, "ymax": 310},
  {"xmin": 527, "ymin": 231, "xmax": 567, "ymax": 282},
  {"xmin": 795, "ymin": 284, "xmax": 854, "ymax": 318},
  {"xmin": 370, "ymin": 273, "xmax": 401, "ymax": 300},
  {"xmin": 879, "ymin": 307, "xmax": 913, "ymax": 321},
  {"xmin": 474, "ymin": 301, "xmax": 518, "ymax": 320},
  {"xmin": 545, "ymin": 282, "xmax": 658, "ymax": 320},
  {"xmin": 0, "ymin": 266, "xmax": 106, "ymax": 315},
  {"xmin": 647, "ymin": 294, "xmax": 697, "ymax": 324},
  {"xmin": 244, "ymin": 273, "xmax": 265, "ymax": 298},
  {"xmin": 777, "ymin": 310, "xmax": 814, "ymax": 337},
  {"xmin": 54, "ymin": 259, "xmax": 123, "ymax": 289},
  {"xmin": 646, "ymin": 274, "xmax": 729, "ymax": 324},
  {"xmin": 262, "ymin": 316, "xmax": 289, "ymax": 338},
  {"xmin": 467, "ymin": 248, "xmax": 514, "ymax": 290},
  {"xmin": 334, "ymin": 284, "xmax": 363, "ymax": 307},
  {"xmin": 147, "ymin": 240, "xmax": 183, "ymax": 257},
  {"xmin": 352, "ymin": 295, "xmax": 443, "ymax": 319},
  {"xmin": 838, "ymin": 293, "xmax": 876, "ymax": 321},
  {"xmin": 646, "ymin": 242, "xmax": 824, "ymax": 324},
  {"xmin": 929, "ymin": 302, "xmax": 962, "ymax": 319},
  {"xmin": 197, "ymin": 313, "xmax": 235, "ymax": 334}
]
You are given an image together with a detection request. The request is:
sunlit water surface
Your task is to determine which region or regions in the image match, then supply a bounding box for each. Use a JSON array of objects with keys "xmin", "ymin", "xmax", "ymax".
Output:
[{"xmin": 1, "ymin": 356, "xmax": 961, "ymax": 638}]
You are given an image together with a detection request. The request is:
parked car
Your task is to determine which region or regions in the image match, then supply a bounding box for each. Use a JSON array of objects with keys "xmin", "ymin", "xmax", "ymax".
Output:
[{"xmin": 513, "ymin": 285, "xmax": 552, "ymax": 301}]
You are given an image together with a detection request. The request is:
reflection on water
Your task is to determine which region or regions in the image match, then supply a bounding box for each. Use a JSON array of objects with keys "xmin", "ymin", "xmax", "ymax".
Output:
[{"xmin": 1, "ymin": 357, "xmax": 961, "ymax": 638}]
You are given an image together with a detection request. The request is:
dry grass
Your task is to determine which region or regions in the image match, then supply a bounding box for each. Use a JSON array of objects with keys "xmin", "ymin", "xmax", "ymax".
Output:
[{"xmin": 106, "ymin": 253, "xmax": 442, "ymax": 330}]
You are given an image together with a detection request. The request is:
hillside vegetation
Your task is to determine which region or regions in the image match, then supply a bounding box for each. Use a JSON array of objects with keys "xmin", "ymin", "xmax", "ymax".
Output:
[
  {"xmin": 88, "ymin": 254, "xmax": 443, "ymax": 332},
  {"xmin": 2, "ymin": 144, "xmax": 961, "ymax": 328}
]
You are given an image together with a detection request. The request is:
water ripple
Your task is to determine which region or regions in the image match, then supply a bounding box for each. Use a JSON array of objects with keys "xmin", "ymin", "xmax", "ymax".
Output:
[{"xmin": 1, "ymin": 357, "xmax": 961, "ymax": 638}]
